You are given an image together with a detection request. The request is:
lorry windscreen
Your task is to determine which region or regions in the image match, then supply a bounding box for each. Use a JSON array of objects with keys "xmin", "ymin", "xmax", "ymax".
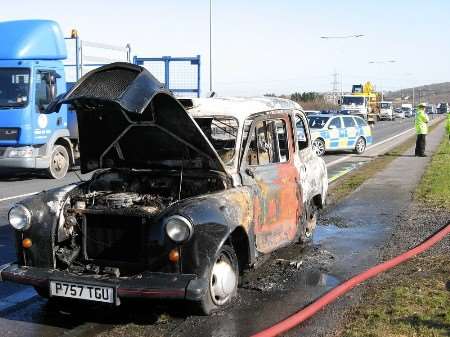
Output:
[
  {"xmin": 0, "ymin": 68, "xmax": 30, "ymax": 108},
  {"xmin": 342, "ymin": 96, "xmax": 364, "ymax": 105},
  {"xmin": 380, "ymin": 103, "xmax": 391, "ymax": 109}
]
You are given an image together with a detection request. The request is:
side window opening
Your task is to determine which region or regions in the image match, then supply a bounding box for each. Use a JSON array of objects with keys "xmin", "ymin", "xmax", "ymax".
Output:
[
  {"xmin": 329, "ymin": 117, "xmax": 342, "ymax": 129},
  {"xmin": 247, "ymin": 119, "xmax": 289, "ymax": 166},
  {"xmin": 343, "ymin": 117, "xmax": 356, "ymax": 128},
  {"xmin": 35, "ymin": 71, "xmax": 58, "ymax": 113},
  {"xmin": 355, "ymin": 117, "xmax": 367, "ymax": 127},
  {"xmin": 295, "ymin": 115, "xmax": 309, "ymax": 150}
]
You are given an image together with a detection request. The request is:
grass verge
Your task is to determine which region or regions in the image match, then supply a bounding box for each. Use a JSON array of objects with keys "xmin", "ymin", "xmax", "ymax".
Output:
[
  {"xmin": 339, "ymin": 135, "xmax": 450, "ymax": 337},
  {"xmin": 341, "ymin": 256, "xmax": 450, "ymax": 337},
  {"xmin": 327, "ymin": 121, "xmax": 442, "ymax": 205},
  {"xmin": 416, "ymin": 139, "xmax": 450, "ymax": 208}
]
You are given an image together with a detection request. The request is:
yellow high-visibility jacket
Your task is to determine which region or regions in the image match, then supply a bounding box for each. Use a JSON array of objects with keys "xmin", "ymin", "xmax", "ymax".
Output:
[{"xmin": 415, "ymin": 108, "xmax": 429, "ymax": 135}]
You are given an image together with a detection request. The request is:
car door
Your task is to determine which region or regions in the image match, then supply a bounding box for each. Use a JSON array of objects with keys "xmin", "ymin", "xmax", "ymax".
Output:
[
  {"xmin": 241, "ymin": 114, "xmax": 300, "ymax": 254},
  {"xmin": 33, "ymin": 69, "xmax": 61, "ymax": 144},
  {"xmin": 342, "ymin": 116, "xmax": 357, "ymax": 149},
  {"xmin": 295, "ymin": 112, "xmax": 322, "ymax": 204},
  {"xmin": 327, "ymin": 116, "xmax": 344, "ymax": 150}
]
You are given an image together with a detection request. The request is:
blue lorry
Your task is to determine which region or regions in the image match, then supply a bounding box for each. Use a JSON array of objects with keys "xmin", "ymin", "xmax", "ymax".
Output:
[
  {"xmin": 0, "ymin": 20, "xmax": 201, "ymax": 179},
  {"xmin": 0, "ymin": 20, "xmax": 77, "ymax": 179}
]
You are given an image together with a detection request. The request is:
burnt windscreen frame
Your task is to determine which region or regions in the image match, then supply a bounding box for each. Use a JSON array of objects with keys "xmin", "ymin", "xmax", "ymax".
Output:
[{"xmin": 195, "ymin": 116, "xmax": 239, "ymax": 166}]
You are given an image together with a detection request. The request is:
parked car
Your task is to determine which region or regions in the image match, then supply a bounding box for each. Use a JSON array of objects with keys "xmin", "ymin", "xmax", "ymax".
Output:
[
  {"xmin": 0, "ymin": 63, "xmax": 328, "ymax": 315},
  {"xmin": 394, "ymin": 107, "xmax": 405, "ymax": 119},
  {"xmin": 308, "ymin": 114, "xmax": 373, "ymax": 156},
  {"xmin": 401, "ymin": 106, "xmax": 413, "ymax": 118}
]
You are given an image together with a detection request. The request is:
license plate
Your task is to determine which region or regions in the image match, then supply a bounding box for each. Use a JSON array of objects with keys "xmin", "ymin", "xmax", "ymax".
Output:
[{"xmin": 50, "ymin": 281, "xmax": 114, "ymax": 303}]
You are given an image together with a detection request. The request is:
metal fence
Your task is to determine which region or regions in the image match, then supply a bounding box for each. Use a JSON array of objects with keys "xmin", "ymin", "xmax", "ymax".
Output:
[
  {"xmin": 64, "ymin": 35, "xmax": 131, "ymax": 83},
  {"xmin": 133, "ymin": 56, "xmax": 201, "ymax": 97}
]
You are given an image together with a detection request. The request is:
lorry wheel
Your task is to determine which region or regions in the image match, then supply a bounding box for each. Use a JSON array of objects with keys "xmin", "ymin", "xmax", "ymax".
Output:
[
  {"xmin": 48, "ymin": 145, "xmax": 69, "ymax": 179},
  {"xmin": 354, "ymin": 137, "xmax": 366, "ymax": 154},
  {"xmin": 194, "ymin": 244, "xmax": 239, "ymax": 315},
  {"xmin": 312, "ymin": 139, "xmax": 326, "ymax": 156}
]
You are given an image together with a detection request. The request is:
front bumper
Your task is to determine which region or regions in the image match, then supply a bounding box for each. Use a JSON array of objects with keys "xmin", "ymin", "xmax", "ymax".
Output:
[
  {"xmin": 0, "ymin": 263, "xmax": 207, "ymax": 304},
  {"xmin": 0, "ymin": 146, "xmax": 49, "ymax": 169}
]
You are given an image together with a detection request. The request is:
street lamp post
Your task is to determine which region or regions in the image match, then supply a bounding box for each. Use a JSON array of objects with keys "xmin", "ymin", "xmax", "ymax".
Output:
[
  {"xmin": 320, "ymin": 34, "xmax": 365, "ymax": 104},
  {"xmin": 209, "ymin": 0, "xmax": 213, "ymax": 93},
  {"xmin": 368, "ymin": 60, "xmax": 397, "ymax": 101}
]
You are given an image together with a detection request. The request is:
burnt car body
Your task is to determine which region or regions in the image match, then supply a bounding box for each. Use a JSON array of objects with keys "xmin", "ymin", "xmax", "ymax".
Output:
[{"xmin": 0, "ymin": 63, "xmax": 328, "ymax": 314}]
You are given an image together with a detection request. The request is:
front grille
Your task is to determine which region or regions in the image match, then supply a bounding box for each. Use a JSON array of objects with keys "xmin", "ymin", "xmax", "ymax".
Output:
[
  {"xmin": 83, "ymin": 214, "xmax": 167, "ymax": 270},
  {"xmin": 0, "ymin": 128, "xmax": 19, "ymax": 141}
]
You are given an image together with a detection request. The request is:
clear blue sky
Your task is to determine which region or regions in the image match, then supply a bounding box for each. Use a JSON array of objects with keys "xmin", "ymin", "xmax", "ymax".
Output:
[{"xmin": 1, "ymin": 0, "xmax": 449, "ymax": 96}]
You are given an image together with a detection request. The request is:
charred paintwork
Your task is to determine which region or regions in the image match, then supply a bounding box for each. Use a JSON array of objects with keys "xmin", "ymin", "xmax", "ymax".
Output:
[{"xmin": 1, "ymin": 63, "xmax": 327, "ymax": 311}]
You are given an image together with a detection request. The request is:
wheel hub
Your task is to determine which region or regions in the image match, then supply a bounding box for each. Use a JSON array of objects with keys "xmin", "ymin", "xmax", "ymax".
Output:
[
  {"xmin": 210, "ymin": 257, "xmax": 236, "ymax": 306},
  {"xmin": 53, "ymin": 152, "xmax": 66, "ymax": 172}
]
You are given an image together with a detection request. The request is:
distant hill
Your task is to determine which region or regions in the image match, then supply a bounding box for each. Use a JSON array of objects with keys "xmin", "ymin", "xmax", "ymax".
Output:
[{"xmin": 385, "ymin": 82, "xmax": 450, "ymax": 105}]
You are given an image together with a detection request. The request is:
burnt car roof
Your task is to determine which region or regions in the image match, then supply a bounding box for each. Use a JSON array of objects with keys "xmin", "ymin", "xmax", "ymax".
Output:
[
  {"xmin": 47, "ymin": 62, "xmax": 228, "ymax": 174},
  {"xmin": 181, "ymin": 97, "xmax": 302, "ymax": 123}
]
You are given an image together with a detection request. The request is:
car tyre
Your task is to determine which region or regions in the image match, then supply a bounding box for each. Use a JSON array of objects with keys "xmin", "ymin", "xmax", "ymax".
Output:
[
  {"xmin": 354, "ymin": 137, "xmax": 366, "ymax": 154},
  {"xmin": 47, "ymin": 145, "xmax": 70, "ymax": 179},
  {"xmin": 194, "ymin": 244, "xmax": 239, "ymax": 315},
  {"xmin": 312, "ymin": 138, "xmax": 326, "ymax": 157},
  {"xmin": 298, "ymin": 201, "xmax": 317, "ymax": 244}
]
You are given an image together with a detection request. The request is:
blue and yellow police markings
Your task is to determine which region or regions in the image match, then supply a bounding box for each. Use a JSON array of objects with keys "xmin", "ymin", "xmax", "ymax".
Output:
[{"xmin": 311, "ymin": 125, "xmax": 372, "ymax": 152}]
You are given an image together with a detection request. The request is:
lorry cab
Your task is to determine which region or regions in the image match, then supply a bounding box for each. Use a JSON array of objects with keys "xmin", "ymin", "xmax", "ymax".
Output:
[
  {"xmin": 0, "ymin": 20, "xmax": 75, "ymax": 178},
  {"xmin": 379, "ymin": 101, "xmax": 394, "ymax": 121},
  {"xmin": 340, "ymin": 95, "xmax": 368, "ymax": 120}
]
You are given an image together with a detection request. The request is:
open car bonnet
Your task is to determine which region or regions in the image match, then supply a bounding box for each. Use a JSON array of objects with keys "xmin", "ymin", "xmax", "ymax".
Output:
[{"xmin": 47, "ymin": 63, "xmax": 228, "ymax": 174}]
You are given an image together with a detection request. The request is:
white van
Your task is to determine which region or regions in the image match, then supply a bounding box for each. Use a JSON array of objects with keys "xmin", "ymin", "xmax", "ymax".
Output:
[{"xmin": 379, "ymin": 101, "xmax": 394, "ymax": 121}]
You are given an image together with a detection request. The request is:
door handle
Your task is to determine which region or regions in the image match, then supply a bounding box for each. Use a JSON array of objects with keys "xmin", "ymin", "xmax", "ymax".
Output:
[{"xmin": 245, "ymin": 168, "xmax": 255, "ymax": 178}]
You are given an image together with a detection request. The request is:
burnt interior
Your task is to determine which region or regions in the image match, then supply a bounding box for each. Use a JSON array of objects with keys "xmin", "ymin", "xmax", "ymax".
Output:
[{"xmin": 55, "ymin": 169, "xmax": 228, "ymax": 276}]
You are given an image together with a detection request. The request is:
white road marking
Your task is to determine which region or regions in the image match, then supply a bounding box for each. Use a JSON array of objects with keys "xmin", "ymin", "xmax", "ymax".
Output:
[
  {"xmin": 326, "ymin": 126, "xmax": 415, "ymax": 168},
  {"xmin": 0, "ymin": 191, "xmax": 39, "ymax": 203}
]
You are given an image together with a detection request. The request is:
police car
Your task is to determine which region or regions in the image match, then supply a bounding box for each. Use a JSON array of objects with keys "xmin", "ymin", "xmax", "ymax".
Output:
[{"xmin": 306, "ymin": 114, "xmax": 373, "ymax": 156}]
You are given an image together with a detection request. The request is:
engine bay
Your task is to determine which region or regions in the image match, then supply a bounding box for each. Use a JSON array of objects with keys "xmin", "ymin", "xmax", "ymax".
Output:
[{"xmin": 54, "ymin": 169, "xmax": 228, "ymax": 274}]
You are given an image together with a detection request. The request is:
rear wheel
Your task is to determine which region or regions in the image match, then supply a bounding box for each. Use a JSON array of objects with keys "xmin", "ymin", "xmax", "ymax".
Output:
[
  {"xmin": 47, "ymin": 145, "xmax": 69, "ymax": 179},
  {"xmin": 298, "ymin": 201, "xmax": 318, "ymax": 243},
  {"xmin": 312, "ymin": 138, "xmax": 326, "ymax": 156},
  {"xmin": 354, "ymin": 137, "xmax": 366, "ymax": 154},
  {"xmin": 194, "ymin": 244, "xmax": 239, "ymax": 315}
]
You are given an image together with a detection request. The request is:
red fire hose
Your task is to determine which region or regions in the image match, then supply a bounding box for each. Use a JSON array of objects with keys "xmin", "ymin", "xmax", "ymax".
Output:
[{"xmin": 251, "ymin": 223, "xmax": 450, "ymax": 337}]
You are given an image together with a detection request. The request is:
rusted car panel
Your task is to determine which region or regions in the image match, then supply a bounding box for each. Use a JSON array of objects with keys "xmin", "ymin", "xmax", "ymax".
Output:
[{"xmin": 1, "ymin": 63, "xmax": 327, "ymax": 314}]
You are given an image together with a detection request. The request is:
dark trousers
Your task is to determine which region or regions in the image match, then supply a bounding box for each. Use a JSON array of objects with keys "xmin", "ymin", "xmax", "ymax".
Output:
[{"xmin": 415, "ymin": 134, "xmax": 426, "ymax": 156}]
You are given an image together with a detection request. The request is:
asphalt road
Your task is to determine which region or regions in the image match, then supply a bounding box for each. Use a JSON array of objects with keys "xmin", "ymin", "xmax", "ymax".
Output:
[
  {"xmin": 0, "ymin": 116, "xmax": 439, "ymax": 337},
  {"xmin": 0, "ymin": 117, "xmax": 416, "ymax": 202}
]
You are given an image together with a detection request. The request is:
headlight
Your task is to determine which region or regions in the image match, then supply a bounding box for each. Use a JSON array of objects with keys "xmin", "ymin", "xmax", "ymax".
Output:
[
  {"xmin": 8, "ymin": 204, "xmax": 32, "ymax": 231},
  {"xmin": 165, "ymin": 215, "xmax": 193, "ymax": 243},
  {"xmin": 8, "ymin": 147, "xmax": 33, "ymax": 158}
]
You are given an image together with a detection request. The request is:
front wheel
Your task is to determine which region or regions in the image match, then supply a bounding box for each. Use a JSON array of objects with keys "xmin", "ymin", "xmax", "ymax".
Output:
[
  {"xmin": 298, "ymin": 201, "xmax": 318, "ymax": 244},
  {"xmin": 47, "ymin": 145, "xmax": 69, "ymax": 179},
  {"xmin": 194, "ymin": 244, "xmax": 239, "ymax": 315},
  {"xmin": 312, "ymin": 138, "xmax": 326, "ymax": 157},
  {"xmin": 354, "ymin": 137, "xmax": 366, "ymax": 154}
]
